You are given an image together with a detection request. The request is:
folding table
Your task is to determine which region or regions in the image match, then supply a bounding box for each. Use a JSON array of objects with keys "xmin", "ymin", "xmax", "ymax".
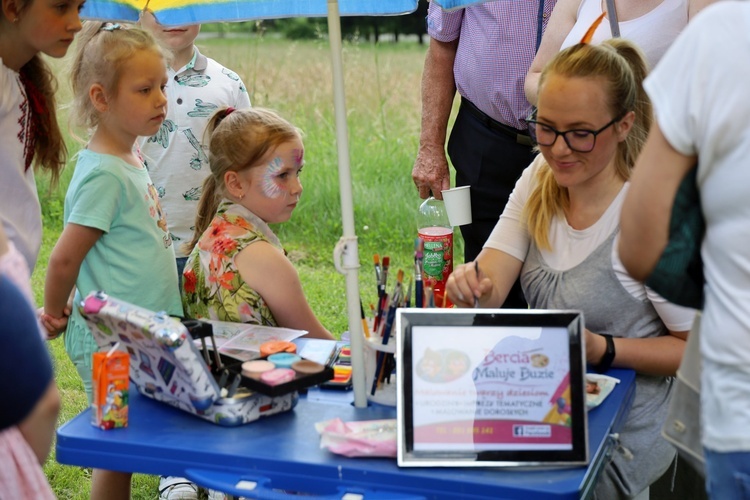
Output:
[{"xmin": 56, "ymin": 368, "xmax": 635, "ymax": 499}]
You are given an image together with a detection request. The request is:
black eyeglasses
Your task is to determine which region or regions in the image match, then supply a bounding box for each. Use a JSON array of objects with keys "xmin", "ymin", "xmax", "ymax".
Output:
[{"xmin": 527, "ymin": 113, "xmax": 624, "ymax": 153}]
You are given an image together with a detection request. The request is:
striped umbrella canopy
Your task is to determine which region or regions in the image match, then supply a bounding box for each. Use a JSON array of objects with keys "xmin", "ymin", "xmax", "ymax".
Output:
[
  {"xmin": 79, "ymin": 0, "xmax": 418, "ymax": 408},
  {"xmin": 81, "ymin": 0, "xmax": 417, "ymax": 25}
]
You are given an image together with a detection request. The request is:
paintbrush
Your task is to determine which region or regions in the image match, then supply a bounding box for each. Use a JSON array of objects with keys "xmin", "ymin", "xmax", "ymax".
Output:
[
  {"xmin": 373, "ymin": 254, "xmax": 382, "ymax": 298},
  {"xmin": 374, "ymin": 292, "xmax": 388, "ymax": 336},
  {"xmin": 371, "ymin": 270, "xmax": 403, "ymax": 395},
  {"xmin": 414, "ymin": 238, "xmax": 424, "ymax": 308},
  {"xmin": 370, "ymin": 301, "xmax": 381, "ymax": 335},
  {"xmin": 360, "ymin": 299, "xmax": 371, "ymax": 338},
  {"xmin": 375, "ymin": 255, "xmax": 390, "ymax": 331},
  {"xmin": 380, "ymin": 256, "xmax": 390, "ymax": 296}
]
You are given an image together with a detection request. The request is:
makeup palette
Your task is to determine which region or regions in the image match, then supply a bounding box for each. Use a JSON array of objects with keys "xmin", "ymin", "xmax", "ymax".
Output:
[{"xmin": 218, "ymin": 347, "xmax": 334, "ymax": 397}]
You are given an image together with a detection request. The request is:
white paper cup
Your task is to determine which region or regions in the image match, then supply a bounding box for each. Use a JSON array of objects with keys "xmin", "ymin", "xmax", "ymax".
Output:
[
  {"xmin": 364, "ymin": 338, "xmax": 397, "ymax": 407},
  {"xmin": 441, "ymin": 185, "xmax": 472, "ymax": 226}
]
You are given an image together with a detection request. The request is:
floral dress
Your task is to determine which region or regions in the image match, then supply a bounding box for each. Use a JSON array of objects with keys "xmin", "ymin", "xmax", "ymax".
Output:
[{"xmin": 182, "ymin": 200, "xmax": 282, "ymax": 325}]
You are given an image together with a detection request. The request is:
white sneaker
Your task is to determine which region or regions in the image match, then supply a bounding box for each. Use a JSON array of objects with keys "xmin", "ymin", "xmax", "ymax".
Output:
[
  {"xmin": 205, "ymin": 489, "xmax": 227, "ymax": 500},
  {"xmin": 158, "ymin": 476, "xmax": 199, "ymax": 500}
]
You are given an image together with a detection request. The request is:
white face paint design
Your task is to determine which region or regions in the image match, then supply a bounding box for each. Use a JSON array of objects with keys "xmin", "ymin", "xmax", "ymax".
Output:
[{"xmin": 261, "ymin": 156, "xmax": 284, "ymax": 199}]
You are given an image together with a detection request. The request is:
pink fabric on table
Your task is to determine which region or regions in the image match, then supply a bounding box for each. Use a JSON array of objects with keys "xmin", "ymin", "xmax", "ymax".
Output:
[
  {"xmin": 0, "ymin": 426, "xmax": 55, "ymax": 500},
  {"xmin": 315, "ymin": 418, "xmax": 397, "ymax": 458}
]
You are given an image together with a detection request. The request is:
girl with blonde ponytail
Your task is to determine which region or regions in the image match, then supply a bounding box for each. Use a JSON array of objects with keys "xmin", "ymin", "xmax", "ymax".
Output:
[{"xmin": 447, "ymin": 39, "xmax": 694, "ymax": 498}]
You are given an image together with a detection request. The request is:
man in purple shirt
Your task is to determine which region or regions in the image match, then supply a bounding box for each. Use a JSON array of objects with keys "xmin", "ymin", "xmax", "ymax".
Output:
[{"xmin": 412, "ymin": 1, "xmax": 556, "ymax": 308}]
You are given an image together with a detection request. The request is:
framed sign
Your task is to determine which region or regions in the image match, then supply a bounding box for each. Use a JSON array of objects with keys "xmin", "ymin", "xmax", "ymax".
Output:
[{"xmin": 396, "ymin": 309, "xmax": 588, "ymax": 467}]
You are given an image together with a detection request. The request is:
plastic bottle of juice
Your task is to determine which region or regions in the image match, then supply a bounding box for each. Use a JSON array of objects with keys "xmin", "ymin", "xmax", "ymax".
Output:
[{"xmin": 417, "ymin": 197, "xmax": 453, "ymax": 307}]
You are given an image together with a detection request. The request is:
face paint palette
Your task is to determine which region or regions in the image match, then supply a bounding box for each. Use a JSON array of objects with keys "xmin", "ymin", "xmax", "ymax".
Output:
[{"xmin": 220, "ymin": 348, "xmax": 334, "ymax": 398}]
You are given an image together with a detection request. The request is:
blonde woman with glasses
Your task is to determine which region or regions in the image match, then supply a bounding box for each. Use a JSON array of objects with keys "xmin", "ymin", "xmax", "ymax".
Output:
[{"xmin": 447, "ymin": 39, "xmax": 695, "ymax": 499}]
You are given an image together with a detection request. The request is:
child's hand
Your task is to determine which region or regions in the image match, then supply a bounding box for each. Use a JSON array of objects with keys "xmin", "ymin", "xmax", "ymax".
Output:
[
  {"xmin": 40, "ymin": 289, "xmax": 75, "ymax": 339},
  {"xmin": 39, "ymin": 310, "xmax": 69, "ymax": 340}
]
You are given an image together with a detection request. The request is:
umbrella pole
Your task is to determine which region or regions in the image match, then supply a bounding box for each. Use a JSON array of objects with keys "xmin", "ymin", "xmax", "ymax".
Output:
[{"xmin": 327, "ymin": 0, "xmax": 367, "ymax": 407}]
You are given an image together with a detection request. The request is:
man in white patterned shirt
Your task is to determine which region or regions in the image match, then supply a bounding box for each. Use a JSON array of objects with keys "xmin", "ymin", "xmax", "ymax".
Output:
[{"xmin": 139, "ymin": 10, "xmax": 251, "ymax": 284}]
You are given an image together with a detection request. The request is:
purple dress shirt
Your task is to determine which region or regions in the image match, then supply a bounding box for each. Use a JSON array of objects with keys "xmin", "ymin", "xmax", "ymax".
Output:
[{"xmin": 427, "ymin": 1, "xmax": 556, "ymax": 131}]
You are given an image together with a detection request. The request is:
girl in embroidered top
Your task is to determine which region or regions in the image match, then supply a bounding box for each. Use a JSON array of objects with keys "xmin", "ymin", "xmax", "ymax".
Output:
[
  {"xmin": 446, "ymin": 40, "xmax": 695, "ymax": 498},
  {"xmin": 41, "ymin": 22, "xmax": 182, "ymax": 500},
  {"xmin": 182, "ymin": 107, "xmax": 334, "ymax": 340},
  {"xmin": 0, "ymin": 0, "xmax": 84, "ymax": 271}
]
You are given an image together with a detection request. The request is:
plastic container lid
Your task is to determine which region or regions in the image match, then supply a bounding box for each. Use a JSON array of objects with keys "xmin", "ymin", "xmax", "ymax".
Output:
[
  {"xmin": 291, "ymin": 359, "xmax": 325, "ymax": 375},
  {"xmin": 268, "ymin": 353, "xmax": 302, "ymax": 369},
  {"xmin": 260, "ymin": 341, "xmax": 297, "ymax": 357},
  {"xmin": 260, "ymin": 368, "xmax": 296, "ymax": 386},
  {"xmin": 241, "ymin": 360, "xmax": 275, "ymax": 379}
]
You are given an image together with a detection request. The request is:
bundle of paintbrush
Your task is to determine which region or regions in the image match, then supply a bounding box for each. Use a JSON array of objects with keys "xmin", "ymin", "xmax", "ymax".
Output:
[
  {"xmin": 372, "ymin": 268, "xmax": 405, "ymax": 339},
  {"xmin": 370, "ymin": 269, "xmax": 404, "ymax": 396},
  {"xmin": 368, "ymin": 243, "xmax": 433, "ymax": 338}
]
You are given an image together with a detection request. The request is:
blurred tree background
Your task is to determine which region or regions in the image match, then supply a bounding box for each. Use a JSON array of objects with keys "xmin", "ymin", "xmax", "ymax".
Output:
[{"xmin": 201, "ymin": 0, "xmax": 429, "ymax": 43}]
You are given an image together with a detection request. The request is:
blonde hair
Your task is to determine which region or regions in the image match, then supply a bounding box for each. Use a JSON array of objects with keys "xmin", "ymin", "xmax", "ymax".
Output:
[
  {"xmin": 70, "ymin": 22, "xmax": 165, "ymax": 133},
  {"xmin": 525, "ymin": 39, "xmax": 651, "ymax": 250},
  {"xmin": 12, "ymin": 0, "xmax": 67, "ymax": 186},
  {"xmin": 187, "ymin": 107, "xmax": 301, "ymax": 252}
]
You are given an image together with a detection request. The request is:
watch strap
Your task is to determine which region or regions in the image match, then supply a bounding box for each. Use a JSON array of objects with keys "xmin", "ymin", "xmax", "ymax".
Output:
[{"xmin": 596, "ymin": 334, "xmax": 616, "ymax": 373}]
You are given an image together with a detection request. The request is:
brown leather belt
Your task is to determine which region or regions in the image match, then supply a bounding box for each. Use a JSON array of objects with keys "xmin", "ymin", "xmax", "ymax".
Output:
[{"xmin": 460, "ymin": 96, "xmax": 533, "ymax": 147}]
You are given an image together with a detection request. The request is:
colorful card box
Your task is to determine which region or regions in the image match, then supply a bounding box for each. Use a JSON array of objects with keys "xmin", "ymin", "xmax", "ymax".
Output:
[{"xmin": 92, "ymin": 350, "xmax": 129, "ymax": 430}]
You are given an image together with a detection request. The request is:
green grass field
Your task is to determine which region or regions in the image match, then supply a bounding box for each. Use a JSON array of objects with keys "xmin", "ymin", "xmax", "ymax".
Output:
[{"xmin": 33, "ymin": 33, "xmax": 462, "ymax": 498}]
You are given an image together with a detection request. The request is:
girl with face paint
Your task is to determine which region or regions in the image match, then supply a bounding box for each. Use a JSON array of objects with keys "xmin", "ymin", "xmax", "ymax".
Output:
[{"xmin": 181, "ymin": 107, "xmax": 334, "ymax": 340}]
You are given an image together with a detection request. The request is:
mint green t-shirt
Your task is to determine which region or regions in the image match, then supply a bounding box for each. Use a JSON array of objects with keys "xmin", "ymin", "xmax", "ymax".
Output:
[
  {"xmin": 65, "ymin": 149, "xmax": 183, "ymax": 326},
  {"xmin": 63, "ymin": 149, "xmax": 183, "ymax": 398}
]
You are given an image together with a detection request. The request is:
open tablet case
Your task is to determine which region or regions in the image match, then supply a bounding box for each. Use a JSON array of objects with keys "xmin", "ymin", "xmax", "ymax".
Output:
[{"xmin": 80, "ymin": 291, "xmax": 296, "ymax": 426}]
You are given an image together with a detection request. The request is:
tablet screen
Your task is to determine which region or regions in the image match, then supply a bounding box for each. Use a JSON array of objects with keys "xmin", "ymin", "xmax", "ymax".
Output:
[{"xmin": 397, "ymin": 309, "xmax": 588, "ymax": 467}]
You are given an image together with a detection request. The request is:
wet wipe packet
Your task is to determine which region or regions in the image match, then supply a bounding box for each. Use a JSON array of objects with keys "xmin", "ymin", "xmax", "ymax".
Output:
[{"xmin": 315, "ymin": 418, "xmax": 397, "ymax": 457}]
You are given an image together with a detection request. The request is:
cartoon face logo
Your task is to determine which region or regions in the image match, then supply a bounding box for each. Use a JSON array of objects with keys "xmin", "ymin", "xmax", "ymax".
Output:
[
  {"xmin": 416, "ymin": 348, "xmax": 442, "ymax": 381},
  {"xmin": 530, "ymin": 353, "xmax": 549, "ymax": 368},
  {"xmin": 416, "ymin": 348, "xmax": 470, "ymax": 383}
]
